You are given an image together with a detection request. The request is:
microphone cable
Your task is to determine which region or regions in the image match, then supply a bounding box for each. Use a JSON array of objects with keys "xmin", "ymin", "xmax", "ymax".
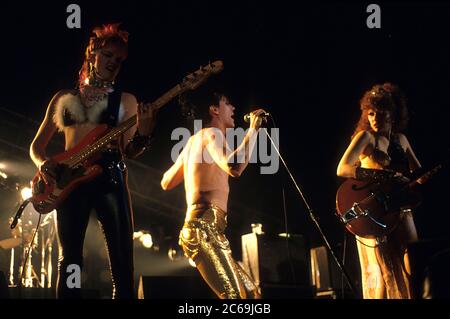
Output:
[{"xmin": 267, "ymin": 114, "xmax": 297, "ymax": 284}]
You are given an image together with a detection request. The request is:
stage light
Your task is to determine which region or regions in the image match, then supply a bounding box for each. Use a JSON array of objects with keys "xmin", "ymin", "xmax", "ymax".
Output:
[
  {"xmin": 133, "ymin": 231, "xmax": 144, "ymax": 239},
  {"xmin": 0, "ymin": 163, "xmax": 6, "ymax": 170},
  {"xmin": 188, "ymin": 258, "xmax": 196, "ymax": 268},
  {"xmin": 141, "ymin": 234, "xmax": 153, "ymax": 249},
  {"xmin": 168, "ymin": 248, "xmax": 176, "ymax": 261},
  {"xmin": 0, "ymin": 171, "xmax": 7, "ymax": 179},
  {"xmin": 168, "ymin": 247, "xmax": 184, "ymax": 261},
  {"xmin": 21, "ymin": 187, "xmax": 32, "ymax": 200},
  {"xmin": 134, "ymin": 230, "xmax": 155, "ymax": 249}
]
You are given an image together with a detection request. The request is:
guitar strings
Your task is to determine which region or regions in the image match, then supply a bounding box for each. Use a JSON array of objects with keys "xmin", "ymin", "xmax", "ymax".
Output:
[{"xmin": 64, "ymin": 115, "xmax": 137, "ymax": 167}]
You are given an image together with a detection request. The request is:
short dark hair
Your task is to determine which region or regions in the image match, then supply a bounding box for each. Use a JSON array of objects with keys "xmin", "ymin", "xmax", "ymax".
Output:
[{"xmin": 179, "ymin": 83, "xmax": 229, "ymax": 125}]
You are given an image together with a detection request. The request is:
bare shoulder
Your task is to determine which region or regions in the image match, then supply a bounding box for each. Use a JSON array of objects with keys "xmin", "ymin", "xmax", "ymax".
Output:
[
  {"xmin": 185, "ymin": 130, "xmax": 205, "ymax": 155},
  {"xmin": 202, "ymin": 127, "xmax": 223, "ymax": 141},
  {"xmin": 56, "ymin": 88, "xmax": 76, "ymax": 95},
  {"xmin": 47, "ymin": 89, "xmax": 77, "ymax": 113},
  {"xmin": 121, "ymin": 92, "xmax": 137, "ymax": 102},
  {"xmin": 184, "ymin": 134, "xmax": 195, "ymax": 151},
  {"xmin": 121, "ymin": 92, "xmax": 138, "ymax": 111},
  {"xmin": 51, "ymin": 89, "xmax": 76, "ymax": 102},
  {"xmin": 352, "ymin": 130, "xmax": 375, "ymax": 144},
  {"xmin": 190, "ymin": 128, "xmax": 217, "ymax": 149},
  {"xmin": 396, "ymin": 132, "xmax": 411, "ymax": 148},
  {"xmin": 396, "ymin": 132, "xmax": 408, "ymax": 142}
]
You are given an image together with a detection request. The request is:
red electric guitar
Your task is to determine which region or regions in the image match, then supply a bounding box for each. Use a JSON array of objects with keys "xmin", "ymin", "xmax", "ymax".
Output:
[
  {"xmin": 335, "ymin": 162, "xmax": 446, "ymax": 238},
  {"xmin": 27, "ymin": 61, "xmax": 223, "ymax": 215}
]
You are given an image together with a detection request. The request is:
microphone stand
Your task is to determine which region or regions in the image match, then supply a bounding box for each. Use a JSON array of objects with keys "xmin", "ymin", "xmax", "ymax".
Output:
[
  {"xmin": 11, "ymin": 199, "xmax": 31, "ymax": 229},
  {"xmin": 261, "ymin": 127, "xmax": 358, "ymax": 297}
]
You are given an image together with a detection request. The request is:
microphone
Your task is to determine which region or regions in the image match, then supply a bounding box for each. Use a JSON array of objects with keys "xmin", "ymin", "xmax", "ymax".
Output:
[{"xmin": 243, "ymin": 111, "xmax": 270, "ymax": 123}]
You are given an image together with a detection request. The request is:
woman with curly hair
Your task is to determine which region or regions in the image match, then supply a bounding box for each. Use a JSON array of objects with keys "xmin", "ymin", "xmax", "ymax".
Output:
[
  {"xmin": 337, "ymin": 83, "xmax": 422, "ymax": 299},
  {"xmin": 30, "ymin": 24, "xmax": 157, "ymax": 298}
]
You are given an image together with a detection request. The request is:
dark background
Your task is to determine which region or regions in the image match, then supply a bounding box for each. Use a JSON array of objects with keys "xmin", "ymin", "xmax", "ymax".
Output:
[{"xmin": 0, "ymin": 1, "xmax": 449, "ymax": 297}]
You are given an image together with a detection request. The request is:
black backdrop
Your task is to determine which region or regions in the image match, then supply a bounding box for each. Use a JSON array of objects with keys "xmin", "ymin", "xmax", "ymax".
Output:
[{"xmin": 1, "ymin": 0, "xmax": 449, "ymax": 294}]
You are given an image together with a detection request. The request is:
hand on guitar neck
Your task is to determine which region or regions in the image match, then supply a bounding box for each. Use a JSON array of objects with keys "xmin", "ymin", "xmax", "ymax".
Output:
[
  {"xmin": 136, "ymin": 101, "xmax": 158, "ymax": 136},
  {"xmin": 393, "ymin": 171, "xmax": 411, "ymax": 184}
]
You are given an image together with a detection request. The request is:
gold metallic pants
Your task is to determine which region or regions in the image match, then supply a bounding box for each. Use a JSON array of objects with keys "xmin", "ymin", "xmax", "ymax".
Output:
[{"xmin": 179, "ymin": 203, "xmax": 260, "ymax": 299}]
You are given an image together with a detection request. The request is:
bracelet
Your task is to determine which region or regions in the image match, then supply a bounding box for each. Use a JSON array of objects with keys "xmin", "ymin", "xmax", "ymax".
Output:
[
  {"xmin": 355, "ymin": 167, "xmax": 395, "ymax": 183},
  {"xmin": 128, "ymin": 130, "xmax": 152, "ymax": 150}
]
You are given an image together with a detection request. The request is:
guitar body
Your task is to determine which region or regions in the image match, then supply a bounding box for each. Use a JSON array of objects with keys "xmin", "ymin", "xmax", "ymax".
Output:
[
  {"xmin": 30, "ymin": 124, "xmax": 109, "ymax": 214},
  {"xmin": 336, "ymin": 179, "xmax": 421, "ymax": 238}
]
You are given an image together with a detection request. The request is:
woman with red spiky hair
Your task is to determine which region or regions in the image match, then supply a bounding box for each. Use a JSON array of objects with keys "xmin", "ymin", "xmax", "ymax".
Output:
[{"xmin": 30, "ymin": 24, "xmax": 157, "ymax": 298}]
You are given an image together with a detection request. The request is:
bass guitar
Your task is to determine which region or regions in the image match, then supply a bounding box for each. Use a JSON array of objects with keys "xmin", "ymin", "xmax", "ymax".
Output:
[{"xmin": 25, "ymin": 61, "xmax": 223, "ymax": 216}]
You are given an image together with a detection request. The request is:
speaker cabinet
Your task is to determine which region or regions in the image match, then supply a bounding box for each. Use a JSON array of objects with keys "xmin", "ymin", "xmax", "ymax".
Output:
[
  {"xmin": 241, "ymin": 233, "xmax": 311, "ymax": 287},
  {"xmin": 309, "ymin": 246, "xmax": 356, "ymax": 298},
  {"xmin": 310, "ymin": 245, "xmax": 346, "ymax": 291}
]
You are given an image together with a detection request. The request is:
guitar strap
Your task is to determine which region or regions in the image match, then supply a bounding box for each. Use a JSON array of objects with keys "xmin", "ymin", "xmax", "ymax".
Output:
[{"xmin": 102, "ymin": 85, "xmax": 122, "ymax": 128}]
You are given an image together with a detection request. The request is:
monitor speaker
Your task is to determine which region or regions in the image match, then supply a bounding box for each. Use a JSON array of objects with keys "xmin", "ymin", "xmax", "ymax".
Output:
[{"xmin": 241, "ymin": 233, "xmax": 311, "ymax": 287}]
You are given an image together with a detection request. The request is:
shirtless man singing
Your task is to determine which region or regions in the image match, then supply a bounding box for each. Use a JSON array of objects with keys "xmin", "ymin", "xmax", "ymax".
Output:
[{"xmin": 161, "ymin": 91, "xmax": 265, "ymax": 299}]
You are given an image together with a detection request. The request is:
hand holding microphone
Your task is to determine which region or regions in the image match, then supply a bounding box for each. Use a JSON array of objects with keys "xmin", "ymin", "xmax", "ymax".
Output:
[{"xmin": 243, "ymin": 109, "xmax": 269, "ymax": 130}]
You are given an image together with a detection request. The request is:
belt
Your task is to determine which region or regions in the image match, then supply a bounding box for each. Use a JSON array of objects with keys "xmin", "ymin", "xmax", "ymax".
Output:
[{"xmin": 185, "ymin": 203, "xmax": 228, "ymax": 231}]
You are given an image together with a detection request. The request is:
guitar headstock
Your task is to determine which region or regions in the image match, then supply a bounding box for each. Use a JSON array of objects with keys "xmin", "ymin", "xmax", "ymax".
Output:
[{"xmin": 180, "ymin": 60, "xmax": 224, "ymax": 91}]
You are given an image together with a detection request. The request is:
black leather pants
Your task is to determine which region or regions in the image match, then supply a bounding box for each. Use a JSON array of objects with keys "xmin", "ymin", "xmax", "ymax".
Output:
[{"xmin": 56, "ymin": 150, "xmax": 134, "ymax": 299}]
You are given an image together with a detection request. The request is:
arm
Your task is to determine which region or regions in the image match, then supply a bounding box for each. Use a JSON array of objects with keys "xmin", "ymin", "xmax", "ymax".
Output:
[
  {"xmin": 30, "ymin": 91, "xmax": 64, "ymax": 183},
  {"xmin": 337, "ymin": 131, "xmax": 373, "ymax": 178},
  {"xmin": 122, "ymin": 93, "xmax": 157, "ymax": 159},
  {"xmin": 205, "ymin": 109, "xmax": 265, "ymax": 178},
  {"xmin": 161, "ymin": 137, "xmax": 192, "ymax": 190},
  {"xmin": 337, "ymin": 131, "xmax": 399, "ymax": 182},
  {"xmin": 398, "ymin": 133, "xmax": 422, "ymax": 172}
]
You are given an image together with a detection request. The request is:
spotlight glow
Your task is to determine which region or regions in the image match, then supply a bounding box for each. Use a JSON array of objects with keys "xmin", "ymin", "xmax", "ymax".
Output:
[
  {"xmin": 168, "ymin": 248, "xmax": 181, "ymax": 261},
  {"xmin": 0, "ymin": 171, "xmax": 7, "ymax": 179},
  {"xmin": 140, "ymin": 234, "xmax": 153, "ymax": 249},
  {"xmin": 21, "ymin": 187, "xmax": 32, "ymax": 200},
  {"xmin": 133, "ymin": 231, "xmax": 143, "ymax": 240},
  {"xmin": 188, "ymin": 258, "xmax": 196, "ymax": 268}
]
